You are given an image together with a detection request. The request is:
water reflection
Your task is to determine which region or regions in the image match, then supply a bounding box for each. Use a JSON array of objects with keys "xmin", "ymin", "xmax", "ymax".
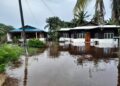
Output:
[
  {"xmin": 23, "ymin": 57, "xmax": 28, "ymax": 86},
  {"xmin": 49, "ymin": 43, "xmax": 60, "ymax": 58},
  {"xmin": 117, "ymin": 54, "xmax": 120, "ymax": 86},
  {"xmin": 59, "ymin": 43, "xmax": 118, "ymax": 58},
  {"xmin": 4, "ymin": 43, "xmax": 120, "ymax": 86},
  {"xmin": 2, "ymin": 77, "xmax": 19, "ymax": 86}
]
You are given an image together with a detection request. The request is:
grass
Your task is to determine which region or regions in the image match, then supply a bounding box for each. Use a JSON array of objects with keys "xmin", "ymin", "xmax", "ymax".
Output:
[
  {"xmin": 0, "ymin": 44, "xmax": 23, "ymax": 73},
  {"xmin": 0, "ymin": 39, "xmax": 47, "ymax": 73},
  {"xmin": 27, "ymin": 39, "xmax": 45, "ymax": 48}
]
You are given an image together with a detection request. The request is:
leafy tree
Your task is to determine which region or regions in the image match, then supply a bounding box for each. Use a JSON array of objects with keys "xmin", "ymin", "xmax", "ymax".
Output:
[
  {"xmin": 61, "ymin": 21, "xmax": 75, "ymax": 28},
  {"xmin": 45, "ymin": 17, "xmax": 61, "ymax": 41},
  {"xmin": 0, "ymin": 23, "xmax": 14, "ymax": 44}
]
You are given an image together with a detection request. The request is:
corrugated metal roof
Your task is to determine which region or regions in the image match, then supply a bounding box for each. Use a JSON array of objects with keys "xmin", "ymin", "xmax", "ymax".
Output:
[
  {"xmin": 10, "ymin": 25, "xmax": 45, "ymax": 33},
  {"xmin": 59, "ymin": 25, "xmax": 120, "ymax": 31}
]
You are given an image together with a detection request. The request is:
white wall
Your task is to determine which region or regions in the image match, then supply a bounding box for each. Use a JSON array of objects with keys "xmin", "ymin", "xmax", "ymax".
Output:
[
  {"xmin": 7, "ymin": 33, "xmax": 12, "ymax": 42},
  {"xmin": 59, "ymin": 37, "xmax": 119, "ymax": 48}
]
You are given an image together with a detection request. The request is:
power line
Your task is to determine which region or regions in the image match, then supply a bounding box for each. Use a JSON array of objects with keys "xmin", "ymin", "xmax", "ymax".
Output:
[
  {"xmin": 25, "ymin": 0, "xmax": 40, "ymax": 27},
  {"xmin": 40, "ymin": 0, "xmax": 56, "ymax": 16}
]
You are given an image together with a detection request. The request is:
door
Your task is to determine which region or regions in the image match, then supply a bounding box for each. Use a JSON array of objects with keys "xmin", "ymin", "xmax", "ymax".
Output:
[{"xmin": 85, "ymin": 32, "xmax": 91, "ymax": 43}]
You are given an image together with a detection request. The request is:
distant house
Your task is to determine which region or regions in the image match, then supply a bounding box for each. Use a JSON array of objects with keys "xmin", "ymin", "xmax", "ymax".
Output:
[
  {"xmin": 7, "ymin": 25, "xmax": 47, "ymax": 42},
  {"xmin": 59, "ymin": 25, "xmax": 120, "ymax": 46}
]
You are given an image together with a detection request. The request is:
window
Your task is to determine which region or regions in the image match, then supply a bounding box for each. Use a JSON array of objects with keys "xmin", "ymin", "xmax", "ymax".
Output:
[
  {"xmin": 77, "ymin": 33, "xmax": 85, "ymax": 38},
  {"xmin": 95, "ymin": 33, "xmax": 99, "ymax": 38},
  {"xmin": 104, "ymin": 33, "xmax": 114, "ymax": 39},
  {"xmin": 63, "ymin": 33, "xmax": 69, "ymax": 38}
]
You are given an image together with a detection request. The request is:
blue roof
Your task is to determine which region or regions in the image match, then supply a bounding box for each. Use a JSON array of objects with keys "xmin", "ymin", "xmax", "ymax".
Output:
[{"xmin": 10, "ymin": 25, "xmax": 45, "ymax": 33}]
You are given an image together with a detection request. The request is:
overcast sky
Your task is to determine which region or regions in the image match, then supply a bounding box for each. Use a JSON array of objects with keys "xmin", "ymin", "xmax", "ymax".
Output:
[{"xmin": 0, "ymin": 0, "xmax": 112, "ymax": 29}]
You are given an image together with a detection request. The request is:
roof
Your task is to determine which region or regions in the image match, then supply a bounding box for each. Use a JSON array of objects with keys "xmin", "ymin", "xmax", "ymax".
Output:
[
  {"xmin": 10, "ymin": 25, "xmax": 45, "ymax": 33},
  {"xmin": 59, "ymin": 25, "xmax": 120, "ymax": 31},
  {"xmin": 59, "ymin": 28, "xmax": 71, "ymax": 31},
  {"xmin": 74, "ymin": 26, "xmax": 98, "ymax": 30},
  {"xmin": 99, "ymin": 25, "xmax": 120, "ymax": 28}
]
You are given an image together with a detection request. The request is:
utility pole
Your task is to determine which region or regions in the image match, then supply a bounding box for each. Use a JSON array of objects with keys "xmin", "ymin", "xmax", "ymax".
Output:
[{"xmin": 18, "ymin": 0, "xmax": 26, "ymax": 46}]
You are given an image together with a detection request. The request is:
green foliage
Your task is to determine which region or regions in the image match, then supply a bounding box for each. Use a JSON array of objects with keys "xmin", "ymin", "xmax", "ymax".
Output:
[
  {"xmin": 0, "ymin": 23, "xmax": 14, "ymax": 44},
  {"xmin": 28, "ymin": 39, "xmax": 45, "ymax": 48},
  {"xmin": 0, "ymin": 44, "xmax": 23, "ymax": 72},
  {"xmin": 74, "ymin": 0, "xmax": 89, "ymax": 14},
  {"xmin": 106, "ymin": 18, "xmax": 118, "ymax": 25},
  {"xmin": 112, "ymin": 0, "xmax": 120, "ymax": 24},
  {"xmin": 0, "ymin": 64, "xmax": 6, "ymax": 73},
  {"xmin": 45, "ymin": 17, "xmax": 61, "ymax": 41},
  {"xmin": 45, "ymin": 16, "xmax": 78, "ymax": 41},
  {"xmin": 74, "ymin": 11, "xmax": 90, "ymax": 26}
]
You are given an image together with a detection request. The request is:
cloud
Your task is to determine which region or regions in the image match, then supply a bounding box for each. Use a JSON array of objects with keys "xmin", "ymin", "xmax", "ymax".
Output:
[{"xmin": 0, "ymin": 0, "xmax": 112, "ymax": 29}]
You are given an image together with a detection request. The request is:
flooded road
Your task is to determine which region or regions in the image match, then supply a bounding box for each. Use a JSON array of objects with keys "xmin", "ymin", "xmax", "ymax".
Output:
[{"xmin": 4, "ymin": 43, "xmax": 120, "ymax": 86}]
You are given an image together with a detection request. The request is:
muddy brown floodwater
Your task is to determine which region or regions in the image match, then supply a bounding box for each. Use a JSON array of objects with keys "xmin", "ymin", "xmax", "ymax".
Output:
[{"xmin": 4, "ymin": 43, "xmax": 120, "ymax": 86}]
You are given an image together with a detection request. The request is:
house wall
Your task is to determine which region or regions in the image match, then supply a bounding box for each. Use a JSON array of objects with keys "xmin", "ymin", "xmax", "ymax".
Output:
[
  {"xmin": 7, "ymin": 33, "xmax": 12, "ymax": 42},
  {"xmin": 7, "ymin": 32, "xmax": 47, "ymax": 42},
  {"xmin": 59, "ymin": 28, "xmax": 119, "ymax": 46}
]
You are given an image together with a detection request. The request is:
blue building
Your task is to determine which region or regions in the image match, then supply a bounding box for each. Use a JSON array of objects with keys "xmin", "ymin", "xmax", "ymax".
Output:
[{"xmin": 7, "ymin": 25, "xmax": 47, "ymax": 42}]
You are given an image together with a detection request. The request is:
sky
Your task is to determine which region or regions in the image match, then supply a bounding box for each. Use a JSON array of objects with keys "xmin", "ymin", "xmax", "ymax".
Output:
[{"xmin": 0, "ymin": 0, "xmax": 112, "ymax": 30}]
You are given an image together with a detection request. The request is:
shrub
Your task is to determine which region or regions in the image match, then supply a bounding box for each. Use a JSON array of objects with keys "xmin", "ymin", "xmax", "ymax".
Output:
[
  {"xmin": 0, "ymin": 64, "xmax": 6, "ymax": 73},
  {"xmin": 0, "ymin": 44, "xmax": 23, "ymax": 72},
  {"xmin": 0, "ymin": 44, "xmax": 23, "ymax": 62},
  {"xmin": 27, "ymin": 39, "xmax": 45, "ymax": 48}
]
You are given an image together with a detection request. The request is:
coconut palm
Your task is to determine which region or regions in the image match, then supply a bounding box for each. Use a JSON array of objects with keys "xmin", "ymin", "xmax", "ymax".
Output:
[
  {"xmin": 74, "ymin": 0, "xmax": 90, "ymax": 15},
  {"xmin": 112, "ymin": 0, "xmax": 120, "ymax": 24},
  {"xmin": 74, "ymin": 0, "xmax": 105, "ymax": 25},
  {"xmin": 74, "ymin": 11, "xmax": 90, "ymax": 26},
  {"xmin": 92, "ymin": 0, "xmax": 105, "ymax": 24}
]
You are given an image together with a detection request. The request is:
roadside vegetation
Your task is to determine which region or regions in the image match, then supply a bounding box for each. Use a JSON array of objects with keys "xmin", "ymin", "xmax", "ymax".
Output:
[
  {"xmin": 27, "ymin": 39, "xmax": 46, "ymax": 56},
  {"xmin": 28, "ymin": 39, "xmax": 45, "ymax": 48},
  {"xmin": 0, "ymin": 23, "xmax": 46, "ymax": 73},
  {"xmin": 0, "ymin": 44, "xmax": 23, "ymax": 73},
  {"xmin": 0, "ymin": 23, "xmax": 14, "ymax": 44}
]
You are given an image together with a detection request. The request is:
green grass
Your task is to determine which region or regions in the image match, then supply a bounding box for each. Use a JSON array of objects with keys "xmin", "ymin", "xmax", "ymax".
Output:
[
  {"xmin": 27, "ymin": 39, "xmax": 45, "ymax": 48},
  {"xmin": 0, "ymin": 44, "xmax": 23, "ymax": 73}
]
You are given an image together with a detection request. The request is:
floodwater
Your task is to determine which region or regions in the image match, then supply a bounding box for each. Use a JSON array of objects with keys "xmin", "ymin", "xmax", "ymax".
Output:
[{"xmin": 3, "ymin": 43, "xmax": 120, "ymax": 86}]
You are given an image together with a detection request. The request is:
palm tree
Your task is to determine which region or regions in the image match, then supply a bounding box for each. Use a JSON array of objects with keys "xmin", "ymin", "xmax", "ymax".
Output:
[
  {"xmin": 74, "ymin": 11, "xmax": 90, "ymax": 26},
  {"xmin": 74, "ymin": 0, "xmax": 90, "ymax": 15},
  {"xmin": 112, "ymin": 0, "xmax": 120, "ymax": 24},
  {"xmin": 92, "ymin": 0, "xmax": 105, "ymax": 24},
  {"xmin": 74, "ymin": 0, "xmax": 105, "ymax": 25}
]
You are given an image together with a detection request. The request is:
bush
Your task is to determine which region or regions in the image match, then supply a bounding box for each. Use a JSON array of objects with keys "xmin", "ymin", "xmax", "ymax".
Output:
[
  {"xmin": 0, "ymin": 44, "xmax": 23, "ymax": 72},
  {"xmin": 27, "ymin": 39, "xmax": 45, "ymax": 48},
  {"xmin": 0, "ymin": 64, "xmax": 6, "ymax": 73}
]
